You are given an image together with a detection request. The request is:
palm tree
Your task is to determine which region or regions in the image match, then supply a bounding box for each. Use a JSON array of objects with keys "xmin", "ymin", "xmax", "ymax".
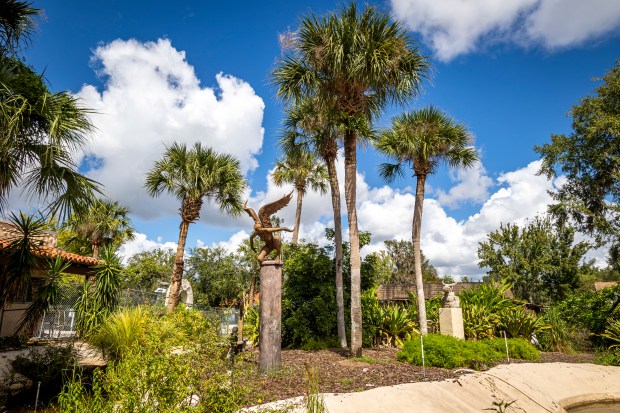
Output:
[
  {"xmin": 0, "ymin": 0, "xmax": 41, "ymax": 56},
  {"xmin": 0, "ymin": 3, "xmax": 100, "ymax": 218},
  {"xmin": 64, "ymin": 199, "xmax": 135, "ymax": 259},
  {"xmin": 377, "ymin": 106, "xmax": 478, "ymax": 334},
  {"xmin": 273, "ymin": 3, "xmax": 428, "ymax": 356},
  {"xmin": 280, "ymin": 99, "xmax": 348, "ymax": 348},
  {"xmin": 272, "ymin": 149, "xmax": 328, "ymax": 244},
  {"xmin": 145, "ymin": 142, "xmax": 245, "ymax": 312}
]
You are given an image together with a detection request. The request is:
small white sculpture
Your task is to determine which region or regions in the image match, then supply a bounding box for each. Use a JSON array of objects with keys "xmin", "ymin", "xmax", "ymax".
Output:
[
  {"xmin": 441, "ymin": 282, "xmax": 460, "ymax": 308},
  {"xmin": 166, "ymin": 278, "xmax": 194, "ymax": 308}
]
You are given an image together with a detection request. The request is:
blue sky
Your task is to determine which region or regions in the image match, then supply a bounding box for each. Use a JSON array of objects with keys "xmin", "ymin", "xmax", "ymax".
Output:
[{"xmin": 18, "ymin": 0, "xmax": 620, "ymax": 277}]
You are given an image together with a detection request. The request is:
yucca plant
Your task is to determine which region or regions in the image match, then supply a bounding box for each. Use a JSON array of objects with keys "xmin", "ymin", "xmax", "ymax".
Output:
[
  {"xmin": 75, "ymin": 245, "xmax": 122, "ymax": 337},
  {"xmin": 18, "ymin": 256, "xmax": 68, "ymax": 332}
]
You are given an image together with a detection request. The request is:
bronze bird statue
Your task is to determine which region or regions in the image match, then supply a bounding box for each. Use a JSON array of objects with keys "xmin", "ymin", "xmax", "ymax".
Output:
[{"xmin": 243, "ymin": 192, "xmax": 294, "ymax": 263}]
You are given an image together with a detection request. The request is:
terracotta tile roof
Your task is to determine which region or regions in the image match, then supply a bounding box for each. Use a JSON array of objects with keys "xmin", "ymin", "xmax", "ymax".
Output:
[{"xmin": 0, "ymin": 233, "xmax": 100, "ymax": 267}]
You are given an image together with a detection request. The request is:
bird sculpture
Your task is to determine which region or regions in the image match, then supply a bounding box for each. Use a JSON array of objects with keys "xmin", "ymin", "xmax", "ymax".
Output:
[{"xmin": 243, "ymin": 192, "xmax": 295, "ymax": 263}]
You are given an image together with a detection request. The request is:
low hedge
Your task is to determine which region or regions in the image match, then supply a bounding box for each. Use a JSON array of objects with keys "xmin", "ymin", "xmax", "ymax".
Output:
[{"xmin": 397, "ymin": 334, "xmax": 539, "ymax": 369}]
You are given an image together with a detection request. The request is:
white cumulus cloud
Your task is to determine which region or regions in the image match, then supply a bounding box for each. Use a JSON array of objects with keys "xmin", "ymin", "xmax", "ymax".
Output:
[
  {"xmin": 390, "ymin": 0, "xmax": 620, "ymax": 61},
  {"xmin": 77, "ymin": 38, "xmax": 265, "ymax": 224}
]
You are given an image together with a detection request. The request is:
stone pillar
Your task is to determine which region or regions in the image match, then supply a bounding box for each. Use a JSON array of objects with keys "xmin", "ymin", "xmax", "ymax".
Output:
[
  {"xmin": 439, "ymin": 307, "xmax": 465, "ymax": 339},
  {"xmin": 258, "ymin": 260, "xmax": 282, "ymax": 372}
]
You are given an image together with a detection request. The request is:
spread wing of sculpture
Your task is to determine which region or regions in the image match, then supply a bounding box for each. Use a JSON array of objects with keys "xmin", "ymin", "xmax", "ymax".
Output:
[{"xmin": 243, "ymin": 192, "xmax": 295, "ymax": 263}]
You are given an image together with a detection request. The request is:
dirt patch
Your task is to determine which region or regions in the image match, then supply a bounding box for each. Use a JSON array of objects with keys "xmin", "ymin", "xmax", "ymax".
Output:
[{"xmin": 235, "ymin": 347, "xmax": 595, "ymax": 407}]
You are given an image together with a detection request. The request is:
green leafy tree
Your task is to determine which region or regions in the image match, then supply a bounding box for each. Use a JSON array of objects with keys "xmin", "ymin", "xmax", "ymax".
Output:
[
  {"xmin": 273, "ymin": 3, "xmax": 428, "ymax": 355},
  {"xmin": 1, "ymin": 11, "xmax": 100, "ymax": 218},
  {"xmin": 62, "ymin": 199, "xmax": 134, "ymax": 259},
  {"xmin": 272, "ymin": 149, "xmax": 328, "ymax": 244},
  {"xmin": 282, "ymin": 243, "xmax": 337, "ymax": 347},
  {"xmin": 478, "ymin": 216, "xmax": 590, "ymax": 305},
  {"xmin": 377, "ymin": 106, "xmax": 478, "ymax": 335},
  {"xmin": 377, "ymin": 240, "xmax": 440, "ymax": 285},
  {"xmin": 145, "ymin": 142, "xmax": 245, "ymax": 312},
  {"xmin": 185, "ymin": 246, "xmax": 243, "ymax": 308},
  {"xmin": 122, "ymin": 248, "xmax": 174, "ymax": 291},
  {"xmin": 536, "ymin": 62, "xmax": 620, "ymax": 248},
  {"xmin": 280, "ymin": 98, "xmax": 348, "ymax": 348}
]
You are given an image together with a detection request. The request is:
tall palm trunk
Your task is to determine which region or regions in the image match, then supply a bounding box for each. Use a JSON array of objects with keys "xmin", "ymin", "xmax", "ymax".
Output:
[
  {"xmin": 326, "ymin": 155, "xmax": 347, "ymax": 348},
  {"xmin": 344, "ymin": 129, "xmax": 362, "ymax": 356},
  {"xmin": 292, "ymin": 186, "xmax": 303, "ymax": 245},
  {"xmin": 412, "ymin": 173, "xmax": 428, "ymax": 334},
  {"xmin": 167, "ymin": 219, "xmax": 189, "ymax": 312},
  {"xmin": 248, "ymin": 277, "xmax": 256, "ymax": 307}
]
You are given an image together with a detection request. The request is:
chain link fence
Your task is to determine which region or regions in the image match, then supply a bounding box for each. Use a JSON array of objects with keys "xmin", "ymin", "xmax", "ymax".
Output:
[
  {"xmin": 32, "ymin": 285, "xmax": 238, "ymax": 340},
  {"xmin": 33, "ymin": 284, "xmax": 164, "ymax": 340}
]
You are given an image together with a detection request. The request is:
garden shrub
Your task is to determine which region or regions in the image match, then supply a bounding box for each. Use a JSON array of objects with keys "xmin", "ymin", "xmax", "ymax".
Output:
[
  {"xmin": 281, "ymin": 244, "xmax": 338, "ymax": 348},
  {"xmin": 361, "ymin": 289, "xmax": 383, "ymax": 347},
  {"xmin": 244, "ymin": 305, "xmax": 260, "ymax": 345},
  {"xmin": 10, "ymin": 345, "xmax": 76, "ymax": 402},
  {"xmin": 555, "ymin": 287, "xmax": 620, "ymax": 337},
  {"xmin": 397, "ymin": 334, "xmax": 539, "ymax": 369},
  {"xmin": 379, "ymin": 304, "xmax": 418, "ymax": 348},
  {"xmin": 595, "ymin": 348, "xmax": 620, "ymax": 366},
  {"xmin": 537, "ymin": 306, "xmax": 590, "ymax": 352},
  {"xmin": 498, "ymin": 306, "xmax": 549, "ymax": 339},
  {"xmin": 300, "ymin": 338, "xmax": 339, "ymax": 351},
  {"xmin": 59, "ymin": 307, "xmax": 243, "ymax": 413}
]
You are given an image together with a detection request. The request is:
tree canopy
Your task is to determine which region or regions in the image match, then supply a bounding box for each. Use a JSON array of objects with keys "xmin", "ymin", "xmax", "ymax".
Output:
[
  {"xmin": 536, "ymin": 61, "xmax": 620, "ymax": 247},
  {"xmin": 478, "ymin": 216, "xmax": 590, "ymax": 305}
]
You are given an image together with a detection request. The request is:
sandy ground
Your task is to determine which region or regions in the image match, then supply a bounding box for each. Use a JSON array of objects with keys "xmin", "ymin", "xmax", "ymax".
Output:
[{"xmin": 247, "ymin": 363, "xmax": 620, "ymax": 413}]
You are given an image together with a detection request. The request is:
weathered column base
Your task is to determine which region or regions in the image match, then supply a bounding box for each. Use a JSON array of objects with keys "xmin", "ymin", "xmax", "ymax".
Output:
[
  {"xmin": 258, "ymin": 260, "xmax": 282, "ymax": 373},
  {"xmin": 439, "ymin": 307, "xmax": 465, "ymax": 339}
]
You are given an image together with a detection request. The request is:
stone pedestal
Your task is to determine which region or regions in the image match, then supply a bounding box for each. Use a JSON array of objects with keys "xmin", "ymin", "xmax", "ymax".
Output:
[
  {"xmin": 258, "ymin": 260, "xmax": 282, "ymax": 372},
  {"xmin": 439, "ymin": 307, "xmax": 465, "ymax": 339}
]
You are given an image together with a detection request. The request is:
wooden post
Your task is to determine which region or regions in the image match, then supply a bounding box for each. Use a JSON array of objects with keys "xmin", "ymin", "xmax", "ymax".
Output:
[{"xmin": 258, "ymin": 260, "xmax": 282, "ymax": 372}]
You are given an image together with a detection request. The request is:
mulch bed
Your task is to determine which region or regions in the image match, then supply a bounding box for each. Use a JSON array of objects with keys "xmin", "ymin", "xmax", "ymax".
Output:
[{"xmin": 235, "ymin": 347, "xmax": 595, "ymax": 406}]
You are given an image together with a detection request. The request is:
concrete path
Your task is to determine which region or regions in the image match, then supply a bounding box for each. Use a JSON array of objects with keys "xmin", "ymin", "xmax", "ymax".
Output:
[{"xmin": 249, "ymin": 363, "xmax": 620, "ymax": 413}]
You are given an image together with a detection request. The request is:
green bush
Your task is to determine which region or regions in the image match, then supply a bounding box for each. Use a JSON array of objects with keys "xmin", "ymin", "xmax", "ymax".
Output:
[
  {"xmin": 536, "ymin": 306, "xmax": 583, "ymax": 352},
  {"xmin": 243, "ymin": 305, "xmax": 260, "ymax": 345},
  {"xmin": 59, "ymin": 307, "xmax": 243, "ymax": 413},
  {"xmin": 397, "ymin": 334, "xmax": 539, "ymax": 369},
  {"xmin": 595, "ymin": 348, "xmax": 620, "ymax": 366},
  {"xmin": 11, "ymin": 345, "xmax": 76, "ymax": 402},
  {"xmin": 554, "ymin": 286, "xmax": 620, "ymax": 342},
  {"xmin": 300, "ymin": 338, "xmax": 339, "ymax": 351},
  {"xmin": 89, "ymin": 306, "xmax": 150, "ymax": 360},
  {"xmin": 379, "ymin": 304, "xmax": 418, "ymax": 348},
  {"xmin": 361, "ymin": 289, "xmax": 383, "ymax": 347},
  {"xmin": 281, "ymin": 244, "xmax": 338, "ymax": 348},
  {"xmin": 498, "ymin": 306, "xmax": 549, "ymax": 339}
]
